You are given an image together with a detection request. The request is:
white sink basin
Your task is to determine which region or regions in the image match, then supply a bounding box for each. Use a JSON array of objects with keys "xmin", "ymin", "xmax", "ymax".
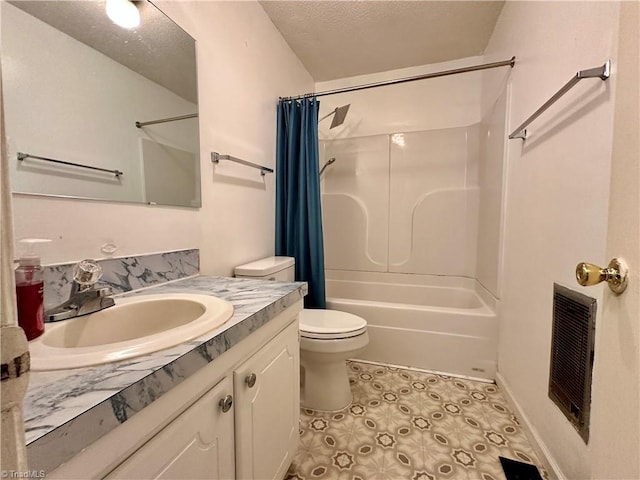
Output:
[{"xmin": 29, "ymin": 294, "xmax": 234, "ymax": 371}]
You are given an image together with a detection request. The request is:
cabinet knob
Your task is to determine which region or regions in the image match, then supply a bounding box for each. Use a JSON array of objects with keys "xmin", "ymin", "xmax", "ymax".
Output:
[
  {"xmin": 245, "ymin": 373, "xmax": 257, "ymax": 388},
  {"xmin": 219, "ymin": 394, "xmax": 233, "ymax": 413}
]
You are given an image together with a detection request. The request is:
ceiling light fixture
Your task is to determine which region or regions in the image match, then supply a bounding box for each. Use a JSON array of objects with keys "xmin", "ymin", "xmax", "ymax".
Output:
[{"xmin": 106, "ymin": 0, "xmax": 140, "ymax": 29}]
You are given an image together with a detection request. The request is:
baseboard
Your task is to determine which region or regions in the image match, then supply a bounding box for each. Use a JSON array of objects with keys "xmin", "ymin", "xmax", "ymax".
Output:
[
  {"xmin": 495, "ymin": 372, "xmax": 566, "ymax": 480},
  {"xmin": 350, "ymin": 358, "xmax": 494, "ymax": 383}
]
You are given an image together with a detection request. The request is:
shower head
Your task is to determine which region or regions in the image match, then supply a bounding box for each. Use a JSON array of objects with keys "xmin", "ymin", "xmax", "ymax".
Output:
[
  {"xmin": 319, "ymin": 157, "xmax": 336, "ymax": 176},
  {"xmin": 319, "ymin": 104, "xmax": 350, "ymax": 129},
  {"xmin": 330, "ymin": 104, "xmax": 350, "ymax": 128}
]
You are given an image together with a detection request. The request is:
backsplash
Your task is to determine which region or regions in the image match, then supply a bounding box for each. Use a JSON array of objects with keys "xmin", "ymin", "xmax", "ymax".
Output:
[{"xmin": 43, "ymin": 249, "xmax": 199, "ymax": 313}]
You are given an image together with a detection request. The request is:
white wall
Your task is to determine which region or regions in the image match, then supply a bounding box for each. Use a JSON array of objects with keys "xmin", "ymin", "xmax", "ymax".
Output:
[
  {"xmin": 484, "ymin": 2, "xmax": 621, "ymax": 478},
  {"xmin": 10, "ymin": 1, "xmax": 313, "ymax": 273},
  {"xmin": 3, "ymin": 3, "xmax": 198, "ymax": 204}
]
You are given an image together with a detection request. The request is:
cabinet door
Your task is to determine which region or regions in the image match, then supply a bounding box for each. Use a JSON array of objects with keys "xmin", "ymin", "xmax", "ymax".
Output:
[
  {"xmin": 234, "ymin": 321, "xmax": 300, "ymax": 480},
  {"xmin": 107, "ymin": 377, "xmax": 235, "ymax": 480}
]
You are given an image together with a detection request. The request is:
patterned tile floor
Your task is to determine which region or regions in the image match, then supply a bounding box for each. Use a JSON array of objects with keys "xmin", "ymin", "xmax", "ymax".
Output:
[{"xmin": 287, "ymin": 361, "xmax": 547, "ymax": 480}]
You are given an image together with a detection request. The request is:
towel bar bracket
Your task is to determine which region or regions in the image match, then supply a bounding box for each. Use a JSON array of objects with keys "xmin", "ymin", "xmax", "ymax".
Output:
[
  {"xmin": 578, "ymin": 61, "xmax": 610, "ymax": 81},
  {"xmin": 211, "ymin": 152, "xmax": 273, "ymax": 176}
]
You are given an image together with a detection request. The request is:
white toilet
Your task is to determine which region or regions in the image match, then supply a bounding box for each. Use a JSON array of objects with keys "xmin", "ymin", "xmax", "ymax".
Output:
[{"xmin": 234, "ymin": 256, "xmax": 369, "ymax": 412}]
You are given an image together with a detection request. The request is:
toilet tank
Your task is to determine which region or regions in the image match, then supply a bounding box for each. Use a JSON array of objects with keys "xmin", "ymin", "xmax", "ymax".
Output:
[{"xmin": 234, "ymin": 256, "xmax": 295, "ymax": 281}]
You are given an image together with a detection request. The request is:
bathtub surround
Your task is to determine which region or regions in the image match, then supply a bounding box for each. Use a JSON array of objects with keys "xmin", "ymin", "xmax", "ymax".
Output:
[
  {"xmin": 316, "ymin": 57, "xmax": 507, "ymax": 383},
  {"xmin": 42, "ymin": 249, "xmax": 199, "ymax": 311},
  {"xmin": 321, "ymin": 125, "xmax": 481, "ymax": 277},
  {"xmin": 23, "ymin": 275, "xmax": 306, "ymax": 473},
  {"xmin": 275, "ymin": 97, "xmax": 326, "ymax": 308},
  {"xmin": 476, "ymin": 88, "xmax": 508, "ymax": 298},
  {"xmin": 318, "ymin": 76, "xmax": 506, "ymax": 297},
  {"xmin": 317, "ymin": 58, "xmax": 487, "ymax": 283}
]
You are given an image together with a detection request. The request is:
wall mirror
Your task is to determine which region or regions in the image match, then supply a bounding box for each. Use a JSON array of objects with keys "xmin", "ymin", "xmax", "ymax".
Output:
[{"xmin": 1, "ymin": 0, "xmax": 201, "ymax": 208}]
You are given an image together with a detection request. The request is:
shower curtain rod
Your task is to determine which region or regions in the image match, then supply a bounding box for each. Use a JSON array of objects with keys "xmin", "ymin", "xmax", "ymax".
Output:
[{"xmin": 281, "ymin": 57, "xmax": 516, "ymax": 101}]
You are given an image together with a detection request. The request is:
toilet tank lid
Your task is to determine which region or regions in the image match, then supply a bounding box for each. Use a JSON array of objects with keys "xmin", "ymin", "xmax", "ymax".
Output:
[{"xmin": 234, "ymin": 256, "xmax": 294, "ymax": 276}]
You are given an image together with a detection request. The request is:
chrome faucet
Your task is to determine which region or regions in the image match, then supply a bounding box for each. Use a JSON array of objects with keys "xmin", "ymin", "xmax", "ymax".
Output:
[{"xmin": 45, "ymin": 259, "xmax": 115, "ymax": 322}]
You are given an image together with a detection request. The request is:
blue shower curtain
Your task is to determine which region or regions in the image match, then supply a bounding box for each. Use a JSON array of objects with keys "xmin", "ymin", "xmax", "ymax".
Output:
[{"xmin": 275, "ymin": 97, "xmax": 326, "ymax": 308}]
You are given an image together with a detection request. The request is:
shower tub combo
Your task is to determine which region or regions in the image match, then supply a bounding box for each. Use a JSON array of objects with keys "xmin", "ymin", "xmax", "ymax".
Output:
[{"xmin": 326, "ymin": 270, "xmax": 498, "ymax": 380}]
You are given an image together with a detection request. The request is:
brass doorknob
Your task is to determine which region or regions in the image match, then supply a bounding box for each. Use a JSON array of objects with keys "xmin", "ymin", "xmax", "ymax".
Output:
[{"xmin": 575, "ymin": 258, "xmax": 628, "ymax": 294}]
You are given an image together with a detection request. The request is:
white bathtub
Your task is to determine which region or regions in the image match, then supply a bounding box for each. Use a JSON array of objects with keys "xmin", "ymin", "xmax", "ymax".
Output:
[{"xmin": 325, "ymin": 270, "xmax": 498, "ymax": 380}]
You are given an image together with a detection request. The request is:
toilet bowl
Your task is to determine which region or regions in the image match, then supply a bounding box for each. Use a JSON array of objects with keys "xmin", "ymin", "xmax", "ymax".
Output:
[
  {"xmin": 299, "ymin": 308, "xmax": 369, "ymax": 411},
  {"xmin": 234, "ymin": 256, "xmax": 369, "ymax": 412}
]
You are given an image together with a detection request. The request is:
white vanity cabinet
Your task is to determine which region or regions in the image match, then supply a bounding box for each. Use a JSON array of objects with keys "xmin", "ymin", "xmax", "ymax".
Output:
[
  {"xmin": 47, "ymin": 304, "xmax": 301, "ymax": 480},
  {"xmin": 106, "ymin": 377, "xmax": 236, "ymax": 480},
  {"xmin": 110, "ymin": 319, "xmax": 299, "ymax": 480},
  {"xmin": 234, "ymin": 319, "xmax": 300, "ymax": 480}
]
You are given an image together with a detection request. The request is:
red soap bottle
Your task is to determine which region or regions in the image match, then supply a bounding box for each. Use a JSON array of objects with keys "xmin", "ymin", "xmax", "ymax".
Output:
[{"xmin": 15, "ymin": 253, "xmax": 45, "ymax": 341}]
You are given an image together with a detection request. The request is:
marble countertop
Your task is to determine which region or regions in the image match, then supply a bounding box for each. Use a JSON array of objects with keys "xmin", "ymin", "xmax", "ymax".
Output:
[{"xmin": 24, "ymin": 275, "xmax": 306, "ymax": 473}]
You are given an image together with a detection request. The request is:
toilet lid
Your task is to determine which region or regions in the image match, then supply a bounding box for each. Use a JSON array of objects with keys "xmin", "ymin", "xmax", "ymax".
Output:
[{"xmin": 299, "ymin": 309, "xmax": 367, "ymax": 339}]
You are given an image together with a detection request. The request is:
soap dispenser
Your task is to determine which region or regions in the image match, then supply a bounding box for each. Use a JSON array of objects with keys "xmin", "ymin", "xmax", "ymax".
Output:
[{"xmin": 15, "ymin": 239, "xmax": 50, "ymax": 340}]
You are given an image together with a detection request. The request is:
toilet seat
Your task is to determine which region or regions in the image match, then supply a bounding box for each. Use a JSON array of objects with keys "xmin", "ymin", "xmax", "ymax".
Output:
[{"xmin": 299, "ymin": 309, "xmax": 367, "ymax": 339}]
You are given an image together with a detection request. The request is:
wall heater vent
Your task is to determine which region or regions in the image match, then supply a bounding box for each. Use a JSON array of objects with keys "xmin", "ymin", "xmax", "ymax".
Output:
[{"xmin": 549, "ymin": 283, "xmax": 596, "ymax": 443}]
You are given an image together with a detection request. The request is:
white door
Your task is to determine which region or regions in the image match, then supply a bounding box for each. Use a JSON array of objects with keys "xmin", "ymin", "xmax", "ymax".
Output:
[
  {"xmin": 107, "ymin": 377, "xmax": 235, "ymax": 480},
  {"xmin": 588, "ymin": 3, "xmax": 639, "ymax": 478},
  {"xmin": 234, "ymin": 321, "xmax": 300, "ymax": 480}
]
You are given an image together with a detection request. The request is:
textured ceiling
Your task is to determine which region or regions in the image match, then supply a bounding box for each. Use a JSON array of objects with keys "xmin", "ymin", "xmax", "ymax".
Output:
[
  {"xmin": 260, "ymin": 1, "xmax": 505, "ymax": 81},
  {"xmin": 9, "ymin": 1, "xmax": 197, "ymax": 103}
]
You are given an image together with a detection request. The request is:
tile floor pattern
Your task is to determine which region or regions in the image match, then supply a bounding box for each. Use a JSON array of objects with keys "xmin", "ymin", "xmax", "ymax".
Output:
[{"xmin": 287, "ymin": 361, "xmax": 548, "ymax": 480}]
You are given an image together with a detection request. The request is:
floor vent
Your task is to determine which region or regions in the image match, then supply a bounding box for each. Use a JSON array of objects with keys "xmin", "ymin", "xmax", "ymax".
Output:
[
  {"xmin": 549, "ymin": 283, "xmax": 596, "ymax": 443},
  {"xmin": 499, "ymin": 456, "xmax": 543, "ymax": 480}
]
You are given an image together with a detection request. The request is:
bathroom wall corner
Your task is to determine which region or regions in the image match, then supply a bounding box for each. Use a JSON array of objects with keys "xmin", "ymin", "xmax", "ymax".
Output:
[{"xmin": 495, "ymin": 372, "xmax": 566, "ymax": 480}]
